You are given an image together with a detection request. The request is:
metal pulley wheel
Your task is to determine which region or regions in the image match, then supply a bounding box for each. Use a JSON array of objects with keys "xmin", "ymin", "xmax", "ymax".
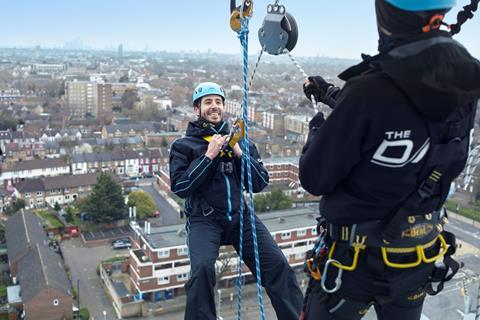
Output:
[{"xmin": 258, "ymin": 4, "xmax": 298, "ymax": 55}]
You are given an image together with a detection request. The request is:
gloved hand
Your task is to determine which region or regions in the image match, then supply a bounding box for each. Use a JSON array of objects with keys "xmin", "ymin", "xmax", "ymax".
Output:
[
  {"xmin": 309, "ymin": 112, "xmax": 325, "ymax": 130},
  {"xmin": 303, "ymin": 76, "xmax": 339, "ymax": 108}
]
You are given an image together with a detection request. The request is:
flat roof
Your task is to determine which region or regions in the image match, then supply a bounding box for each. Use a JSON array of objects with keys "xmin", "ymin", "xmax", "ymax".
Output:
[
  {"xmin": 7, "ymin": 285, "xmax": 22, "ymax": 304},
  {"xmin": 138, "ymin": 207, "xmax": 318, "ymax": 250}
]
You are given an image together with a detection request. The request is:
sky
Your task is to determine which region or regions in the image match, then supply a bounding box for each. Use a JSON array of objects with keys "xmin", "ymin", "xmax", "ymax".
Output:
[{"xmin": 1, "ymin": 0, "xmax": 479, "ymax": 59}]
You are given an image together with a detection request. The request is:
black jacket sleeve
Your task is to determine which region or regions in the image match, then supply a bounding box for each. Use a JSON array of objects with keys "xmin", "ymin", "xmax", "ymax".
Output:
[
  {"xmin": 234, "ymin": 140, "xmax": 269, "ymax": 193},
  {"xmin": 299, "ymin": 85, "xmax": 367, "ymax": 196},
  {"xmin": 169, "ymin": 140, "xmax": 217, "ymax": 198}
]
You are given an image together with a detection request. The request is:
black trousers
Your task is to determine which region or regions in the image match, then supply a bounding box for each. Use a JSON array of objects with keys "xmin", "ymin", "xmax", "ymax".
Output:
[
  {"xmin": 304, "ymin": 244, "xmax": 435, "ymax": 320},
  {"xmin": 185, "ymin": 211, "xmax": 303, "ymax": 320}
]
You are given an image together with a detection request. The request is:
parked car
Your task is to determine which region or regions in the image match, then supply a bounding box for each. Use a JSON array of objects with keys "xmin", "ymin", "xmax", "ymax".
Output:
[{"xmin": 111, "ymin": 239, "xmax": 132, "ymax": 250}]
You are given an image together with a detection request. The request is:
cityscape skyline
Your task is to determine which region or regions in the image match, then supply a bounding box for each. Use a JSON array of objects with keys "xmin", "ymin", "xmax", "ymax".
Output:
[{"xmin": 1, "ymin": 0, "xmax": 479, "ymax": 59}]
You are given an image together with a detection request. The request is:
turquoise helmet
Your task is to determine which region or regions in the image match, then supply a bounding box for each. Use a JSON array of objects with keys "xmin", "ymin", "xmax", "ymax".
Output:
[
  {"xmin": 385, "ymin": 0, "xmax": 456, "ymax": 11},
  {"xmin": 192, "ymin": 82, "xmax": 225, "ymax": 103}
]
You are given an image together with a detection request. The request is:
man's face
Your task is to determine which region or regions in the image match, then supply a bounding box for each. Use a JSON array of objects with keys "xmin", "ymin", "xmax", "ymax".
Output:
[{"xmin": 195, "ymin": 94, "xmax": 224, "ymax": 124}]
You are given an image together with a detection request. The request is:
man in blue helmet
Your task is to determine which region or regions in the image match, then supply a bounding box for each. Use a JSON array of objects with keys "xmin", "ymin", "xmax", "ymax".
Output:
[
  {"xmin": 299, "ymin": 0, "xmax": 480, "ymax": 319},
  {"xmin": 169, "ymin": 82, "xmax": 303, "ymax": 320}
]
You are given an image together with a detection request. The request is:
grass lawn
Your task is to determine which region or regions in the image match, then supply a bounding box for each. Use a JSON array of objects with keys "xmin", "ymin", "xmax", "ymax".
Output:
[
  {"xmin": 445, "ymin": 200, "xmax": 480, "ymax": 222},
  {"xmin": 37, "ymin": 210, "xmax": 64, "ymax": 228}
]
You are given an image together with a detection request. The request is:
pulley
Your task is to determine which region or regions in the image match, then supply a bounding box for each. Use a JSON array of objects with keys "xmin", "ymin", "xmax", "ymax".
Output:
[{"xmin": 258, "ymin": 4, "xmax": 298, "ymax": 55}]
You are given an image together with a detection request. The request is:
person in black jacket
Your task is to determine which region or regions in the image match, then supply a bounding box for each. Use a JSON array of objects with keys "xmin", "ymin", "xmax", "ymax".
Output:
[
  {"xmin": 299, "ymin": 1, "xmax": 480, "ymax": 319},
  {"xmin": 169, "ymin": 82, "xmax": 303, "ymax": 320}
]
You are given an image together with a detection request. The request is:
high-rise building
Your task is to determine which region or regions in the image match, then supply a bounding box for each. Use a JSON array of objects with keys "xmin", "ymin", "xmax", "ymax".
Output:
[
  {"xmin": 66, "ymin": 81, "xmax": 112, "ymax": 122},
  {"xmin": 118, "ymin": 43, "xmax": 123, "ymax": 59}
]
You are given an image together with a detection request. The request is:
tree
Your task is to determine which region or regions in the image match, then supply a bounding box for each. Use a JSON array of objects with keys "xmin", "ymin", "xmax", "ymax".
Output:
[
  {"xmin": 81, "ymin": 173, "xmax": 126, "ymax": 223},
  {"xmin": 54, "ymin": 202, "xmax": 61, "ymax": 212},
  {"xmin": 121, "ymin": 88, "xmax": 140, "ymax": 110},
  {"xmin": 5, "ymin": 199, "xmax": 26, "ymax": 216},
  {"xmin": 254, "ymin": 188, "xmax": 292, "ymax": 212},
  {"xmin": 269, "ymin": 188, "xmax": 293, "ymax": 210},
  {"xmin": 161, "ymin": 137, "xmax": 168, "ymax": 148},
  {"xmin": 127, "ymin": 190, "xmax": 157, "ymax": 220}
]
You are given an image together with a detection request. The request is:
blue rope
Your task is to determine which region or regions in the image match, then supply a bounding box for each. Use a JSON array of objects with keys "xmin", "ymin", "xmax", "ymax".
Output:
[{"xmin": 236, "ymin": 15, "xmax": 266, "ymax": 320}]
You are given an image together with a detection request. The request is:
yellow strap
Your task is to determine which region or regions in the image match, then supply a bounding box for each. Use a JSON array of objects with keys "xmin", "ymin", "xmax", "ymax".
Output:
[
  {"xmin": 328, "ymin": 236, "xmax": 366, "ymax": 272},
  {"xmin": 381, "ymin": 234, "xmax": 448, "ymax": 269}
]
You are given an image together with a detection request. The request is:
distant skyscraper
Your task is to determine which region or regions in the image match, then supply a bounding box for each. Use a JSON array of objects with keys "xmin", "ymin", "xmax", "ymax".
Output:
[{"xmin": 118, "ymin": 44, "xmax": 123, "ymax": 59}]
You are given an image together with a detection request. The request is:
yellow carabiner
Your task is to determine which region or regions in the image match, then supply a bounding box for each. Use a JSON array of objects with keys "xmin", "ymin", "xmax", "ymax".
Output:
[{"xmin": 306, "ymin": 258, "xmax": 322, "ymax": 281}]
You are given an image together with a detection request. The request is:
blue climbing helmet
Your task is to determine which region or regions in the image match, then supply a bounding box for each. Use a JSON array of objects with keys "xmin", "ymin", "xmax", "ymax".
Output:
[
  {"xmin": 385, "ymin": 0, "xmax": 456, "ymax": 11},
  {"xmin": 192, "ymin": 82, "xmax": 225, "ymax": 104}
]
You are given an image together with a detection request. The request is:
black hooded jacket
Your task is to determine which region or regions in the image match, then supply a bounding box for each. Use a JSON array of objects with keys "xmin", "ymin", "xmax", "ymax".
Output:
[
  {"xmin": 170, "ymin": 120, "xmax": 269, "ymax": 217},
  {"xmin": 300, "ymin": 32, "xmax": 480, "ymax": 224}
]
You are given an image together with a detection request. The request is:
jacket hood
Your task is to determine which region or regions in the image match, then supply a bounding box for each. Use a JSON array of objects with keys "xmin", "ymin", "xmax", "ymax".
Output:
[
  {"xmin": 379, "ymin": 33, "xmax": 480, "ymax": 121},
  {"xmin": 185, "ymin": 120, "xmax": 230, "ymax": 137}
]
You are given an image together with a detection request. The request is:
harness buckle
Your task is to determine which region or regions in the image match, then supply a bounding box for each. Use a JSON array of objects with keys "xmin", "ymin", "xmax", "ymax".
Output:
[
  {"xmin": 202, "ymin": 207, "xmax": 214, "ymax": 217},
  {"xmin": 321, "ymin": 259, "xmax": 343, "ymax": 294}
]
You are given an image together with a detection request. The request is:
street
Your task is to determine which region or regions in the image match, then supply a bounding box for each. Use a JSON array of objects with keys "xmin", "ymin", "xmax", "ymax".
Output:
[
  {"xmin": 61, "ymin": 237, "xmax": 126, "ymax": 320},
  {"xmin": 140, "ymin": 184, "xmax": 180, "ymax": 225}
]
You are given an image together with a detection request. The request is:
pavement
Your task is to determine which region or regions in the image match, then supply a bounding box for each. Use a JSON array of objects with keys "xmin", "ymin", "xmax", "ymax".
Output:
[{"xmin": 61, "ymin": 237, "xmax": 127, "ymax": 320}]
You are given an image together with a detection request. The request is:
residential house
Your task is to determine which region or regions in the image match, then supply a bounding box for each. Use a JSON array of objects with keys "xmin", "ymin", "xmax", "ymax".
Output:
[
  {"xmin": 5, "ymin": 210, "xmax": 48, "ymax": 276},
  {"xmin": 101, "ymin": 122, "xmax": 157, "ymax": 139},
  {"xmin": 14, "ymin": 173, "xmax": 104, "ymax": 209},
  {"xmin": 72, "ymin": 149, "xmax": 163, "ymax": 177},
  {"xmin": 0, "ymin": 159, "xmax": 70, "ymax": 184},
  {"xmin": 16, "ymin": 244, "xmax": 73, "ymax": 320},
  {"xmin": 128, "ymin": 208, "xmax": 318, "ymax": 302},
  {"xmin": 284, "ymin": 115, "xmax": 311, "ymax": 143}
]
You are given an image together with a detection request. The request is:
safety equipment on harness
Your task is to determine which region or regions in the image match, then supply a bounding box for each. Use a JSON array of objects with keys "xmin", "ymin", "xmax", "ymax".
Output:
[
  {"xmin": 202, "ymin": 120, "xmax": 245, "ymax": 154},
  {"xmin": 230, "ymin": 0, "xmax": 254, "ymax": 32},
  {"xmin": 303, "ymin": 76, "xmax": 340, "ymax": 109},
  {"xmin": 385, "ymin": 0, "xmax": 456, "ymax": 11},
  {"xmin": 258, "ymin": 3, "xmax": 298, "ymax": 55},
  {"xmin": 192, "ymin": 82, "xmax": 225, "ymax": 103}
]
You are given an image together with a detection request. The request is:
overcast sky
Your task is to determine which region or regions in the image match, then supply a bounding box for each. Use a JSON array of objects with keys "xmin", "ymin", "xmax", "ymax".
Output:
[{"xmin": 1, "ymin": 0, "xmax": 478, "ymax": 59}]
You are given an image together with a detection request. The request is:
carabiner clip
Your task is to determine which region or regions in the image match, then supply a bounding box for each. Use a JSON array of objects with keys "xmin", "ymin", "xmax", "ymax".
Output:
[
  {"xmin": 321, "ymin": 259, "xmax": 343, "ymax": 294},
  {"xmin": 230, "ymin": 0, "xmax": 254, "ymax": 32}
]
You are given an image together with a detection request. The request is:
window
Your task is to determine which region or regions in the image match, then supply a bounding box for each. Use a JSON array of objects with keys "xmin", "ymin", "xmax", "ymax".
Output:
[
  {"xmin": 311, "ymin": 228, "xmax": 318, "ymax": 235},
  {"xmin": 281, "ymin": 232, "xmax": 291, "ymax": 240},
  {"xmin": 36, "ymin": 191, "xmax": 43, "ymax": 197},
  {"xmin": 53, "ymin": 299, "xmax": 59, "ymax": 306},
  {"xmin": 295, "ymin": 252, "xmax": 305, "ymax": 260},
  {"xmin": 154, "ymin": 263, "xmax": 172, "ymax": 270},
  {"xmin": 297, "ymin": 229, "xmax": 307, "ymax": 237},
  {"xmin": 25, "ymin": 192, "xmax": 31, "ymax": 198},
  {"xmin": 157, "ymin": 249, "xmax": 170, "ymax": 258},
  {"xmin": 174, "ymin": 260, "xmax": 190, "ymax": 267},
  {"xmin": 177, "ymin": 247, "xmax": 188, "ymax": 256},
  {"xmin": 294, "ymin": 241, "xmax": 307, "ymax": 248},
  {"xmin": 157, "ymin": 276, "xmax": 169, "ymax": 285},
  {"xmin": 177, "ymin": 273, "xmax": 189, "ymax": 281}
]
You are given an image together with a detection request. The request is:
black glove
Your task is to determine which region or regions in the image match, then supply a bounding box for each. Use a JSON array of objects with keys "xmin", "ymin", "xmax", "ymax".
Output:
[
  {"xmin": 309, "ymin": 112, "xmax": 325, "ymax": 130},
  {"xmin": 303, "ymin": 76, "xmax": 339, "ymax": 108}
]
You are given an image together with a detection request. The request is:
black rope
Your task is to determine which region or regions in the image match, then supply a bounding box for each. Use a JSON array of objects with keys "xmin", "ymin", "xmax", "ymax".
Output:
[{"xmin": 450, "ymin": 0, "xmax": 479, "ymax": 35}]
